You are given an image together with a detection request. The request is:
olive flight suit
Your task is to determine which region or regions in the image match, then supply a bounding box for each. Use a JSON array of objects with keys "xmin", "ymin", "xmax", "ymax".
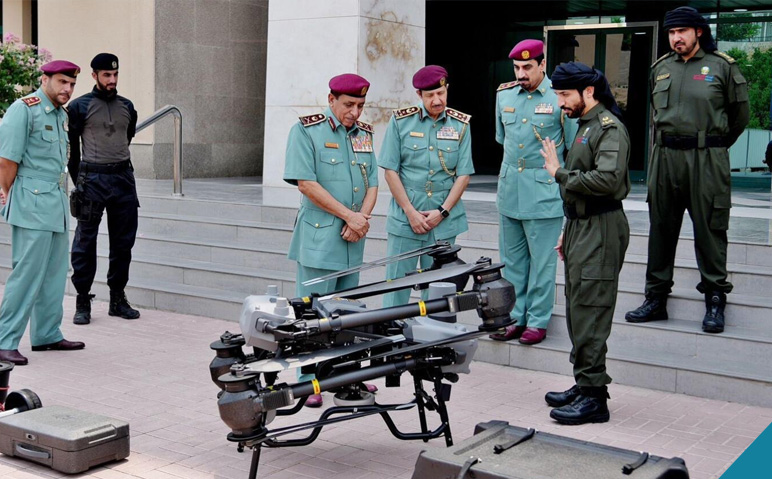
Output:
[
  {"xmin": 284, "ymin": 108, "xmax": 378, "ymax": 298},
  {"xmin": 554, "ymin": 104, "xmax": 630, "ymax": 388},
  {"xmin": 495, "ymin": 75, "xmax": 577, "ymax": 329},
  {"xmin": 0, "ymin": 90, "xmax": 70, "ymax": 350},
  {"xmin": 379, "ymin": 105, "xmax": 475, "ymax": 307},
  {"xmin": 647, "ymin": 48, "xmax": 749, "ymax": 296}
]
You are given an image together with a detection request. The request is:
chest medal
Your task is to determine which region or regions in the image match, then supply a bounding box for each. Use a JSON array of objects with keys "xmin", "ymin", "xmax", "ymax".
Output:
[
  {"xmin": 350, "ymin": 135, "xmax": 373, "ymax": 153},
  {"xmin": 437, "ymin": 126, "xmax": 459, "ymax": 140},
  {"xmin": 534, "ymin": 103, "xmax": 554, "ymax": 114}
]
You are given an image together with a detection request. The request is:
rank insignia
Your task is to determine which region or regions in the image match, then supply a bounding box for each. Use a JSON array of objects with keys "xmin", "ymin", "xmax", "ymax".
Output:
[
  {"xmin": 503, "ymin": 107, "xmax": 515, "ymax": 113},
  {"xmin": 445, "ymin": 108, "xmax": 471, "ymax": 124},
  {"xmin": 437, "ymin": 126, "xmax": 459, "ymax": 140},
  {"xmin": 534, "ymin": 103, "xmax": 554, "ymax": 114},
  {"xmin": 350, "ymin": 134, "xmax": 373, "ymax": 153},
  {"xmin": 410, "ymin": 132, "xmax": 425, "ymax": 138},
  {"xmin": 656, "ymin": 73, "xmax": 670, "ymax": 81},
  {"xmin": 497, "ymin": 81, "xmax": 518, "ymax": 91},
  {"xmin": 299, "ymin": 113, "xmax": 326, "ymax": 127},
  {"xmin": 394, "ymin": 106, "xmax": 420, "ymax": 119},
  {"xmin": 21, "ymin": 96, "xmax": 41, "ymax": 107},
  {"xmin": 325, "ymin": 142, "xmax": 339, "ymax": 149},
  {"xmin": 701, "ymin": 66, "xmax": 710, "ymax": 75},
  {"xmin": 355, "ymin": 120, "xmax": 374, "ymax": 133},
  {"xmin": 601, "ymin": 116, "xmax": 614, "ymax": 126}
]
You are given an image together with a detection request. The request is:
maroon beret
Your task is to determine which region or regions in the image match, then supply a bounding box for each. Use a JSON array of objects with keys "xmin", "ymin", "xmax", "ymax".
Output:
[
  {"xmin": 509, "ymin": 39, "xmax": 543, "ymax": 61},
  {"xmin": 329, "ymin": 73, "xmax": 370, "ymax": 98},
  {"xmin": 412, "ymin": 65, "xmax": 448, "ymax": 91},
  {"xmin": 41, "ymin": 60, "xmax": 81, "ymax": 77}
]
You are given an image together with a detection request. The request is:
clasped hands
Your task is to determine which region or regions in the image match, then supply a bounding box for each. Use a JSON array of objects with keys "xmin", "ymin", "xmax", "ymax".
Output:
[
  {"xmin": 407, "ymin": 208, "xmax": 443, "ymax": 235},
  {"xmin": 341, "ymin": 211, "xmax": 371, "ymax": 242}
]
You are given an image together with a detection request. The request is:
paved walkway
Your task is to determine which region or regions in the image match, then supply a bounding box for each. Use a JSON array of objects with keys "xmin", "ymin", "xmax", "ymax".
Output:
[{"xmin": 0, "ymin": 296, "xmax": 768, "ymax": 479}]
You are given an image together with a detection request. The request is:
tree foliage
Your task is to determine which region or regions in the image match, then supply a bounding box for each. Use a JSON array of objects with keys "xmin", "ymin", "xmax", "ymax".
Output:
[
  {"xmin": 726, "ymin": 46, "xmax": 772, "ymax": 130},
  {"xmin": 717, "ymin": 22, "xmax": 762, "ymax": 42}
]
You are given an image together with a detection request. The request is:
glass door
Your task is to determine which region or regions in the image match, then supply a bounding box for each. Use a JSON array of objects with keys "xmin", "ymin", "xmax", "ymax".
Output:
[{"xmin": 545, "ymin": 23, "xmax": 658, "ymax": 182}]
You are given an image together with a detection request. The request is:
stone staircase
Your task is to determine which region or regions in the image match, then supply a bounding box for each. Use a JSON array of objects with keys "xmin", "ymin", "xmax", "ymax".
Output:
[{"xmin": 1, "ymin": 185, "xmax": 771, "ymax": 408}]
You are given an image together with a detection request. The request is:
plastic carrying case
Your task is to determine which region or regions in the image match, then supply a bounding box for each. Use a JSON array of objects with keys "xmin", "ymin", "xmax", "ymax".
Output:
[{"xmin": 0, "ymin": 405, "xmax": 130, "ymax": 473}]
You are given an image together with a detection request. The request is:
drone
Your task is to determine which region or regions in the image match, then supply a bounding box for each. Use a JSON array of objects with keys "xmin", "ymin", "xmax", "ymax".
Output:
[{"xmin": 208, "ymin": 242, "xmax": 516, "ymax": 479}]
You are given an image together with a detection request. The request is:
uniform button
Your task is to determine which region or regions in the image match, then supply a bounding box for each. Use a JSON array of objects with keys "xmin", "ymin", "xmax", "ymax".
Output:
[
  {"xmin": 519, "ymin": 144, "xmax": 524, "ymax": 149},
  {"xmin": 429, "ymin": 169, "xmax": 435, "ymax": 175},
  {"xmin": 518, "ymin": 167, "xmax": 524, "ymax": 173},
  {"xmin": 413, "ymin": 145, "xmax": 418, "ymax": 149},
  {"xmin": 331, "ymin": 158, "xmax": 336, "ymax": 163},
  {"xmin": 351, "ymin": 160, "xmax": 356, "ymax": 165},
  {"xmin": 540, "ymin": 122, "xmax": 544, "ymax": 127},
  {"xmin": 446, "ymin": 147, "xmax": 451, "ymax": 151},
  {"xmin": 522, "ymin": 118, "xmax": 528, "ymax": 124},
  {"xmin": 527, "ymin": 95, "xmax": 533, "ymax": 100},
  {"xmin": 429, "ymin": 146, "xmax": 434, "ymax": 151},
  {"xmin": 363, "ymin": 163, "xmax": 366, "ymax": 167},
  {"xmin": 427, "ymin": 192, "xmax": 433, "ymax": 197},
  {"xmin": 314, "ymin": 223, "xmax": 320, "ymax": 228},
  {"xmin": 354, "ymin": 187, "xmax": 359, "ymax": 192},
  {"xmin": 548, "ymin": 179, "xmax": 553, "ymax": 184},
  {"xmin": 34, "ymin": 189, "xmax": 39, "ymax": 194}
]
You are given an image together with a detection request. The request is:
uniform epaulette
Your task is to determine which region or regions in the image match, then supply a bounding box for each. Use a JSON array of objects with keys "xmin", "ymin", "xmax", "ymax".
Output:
[
  {"xmin": 21, "ymin": 96, "xmax": 41, "ymax": 107},
  {"xmin": 600, "ymin": 115, "xmax": 617, "ymax": 129},
  {"xmin": 394, "ymin": 106, "xmax": 420, "ymax": 119},
  {"xmin": 651, "ymin": 51, "xmax": 674, "ymax": 68},
  {"xmin": 299, "ymin": 113, "xmax": 326, "ymax": 127},
  {"xmin": 713, "ymin": 50, "xmax": 736, "ymax": 64},
  {"xmin": 497, "ymin": 81, "xmax": 519, "ymax": 92},
  {"xmin": 356, "ymin": 120, "xmax": 374, "ymax": 134},
  {"xmin": 445, "ymin": 107, "xmax": 471, "ymax": 124}
]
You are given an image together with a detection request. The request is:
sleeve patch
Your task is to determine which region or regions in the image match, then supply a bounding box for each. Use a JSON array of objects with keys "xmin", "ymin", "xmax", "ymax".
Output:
[
  {"xmin": 356, "ymin": 120, "xmax": 374, "ymax": 133},
  {"xmin": 445, "ymin": 107, "xmax": 471, "ymax": 124},
  {"xmin": 21, "ymin": 97, "xmax": 41, "ymax": 107},
  {"xmin": 497, "ymin": 81, "xmax": 519, "ymax": 91},
  {"xmin": 299, "ymin": 113, "xmax": 326, "ymax": 127},
  {"xmin": 394, "ymin": 106, "xmax": 420, "ymax": 119}
]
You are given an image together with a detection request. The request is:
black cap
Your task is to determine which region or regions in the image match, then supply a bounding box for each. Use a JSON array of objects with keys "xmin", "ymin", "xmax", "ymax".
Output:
[{"xmin": 90, "ymin": 53, "xmax": 119, "ymax": 71}]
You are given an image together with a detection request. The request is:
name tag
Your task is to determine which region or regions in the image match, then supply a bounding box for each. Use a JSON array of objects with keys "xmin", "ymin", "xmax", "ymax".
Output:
[
  {"xmin": 409, "ymin": 132, "xmax": 424, "ymax": 138},
  {"xmin": 534, "ymin": 103, "xmax": 553, "ymax": 114},
  {"xmin": 503, "ymin": 107, "xmax": 515, "ymax": 113},
  {"xmin": 350, "ymin": 135, "xmax": 373, "ymax": 153},
  {"xmin": 45, "ymin": 125, "xmax": 53, "ymax": 131},
  {"xmin": 325, "ymin": 142, "xmax": 339, "ymax": 149},
  {"xmin": 437, "ymin": 126, "xmax": 459, "ymax": 140}
]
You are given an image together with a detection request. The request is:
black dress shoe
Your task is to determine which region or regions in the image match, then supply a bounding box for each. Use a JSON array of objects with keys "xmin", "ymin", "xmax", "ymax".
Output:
[
  {"xmin": 0, "ymin": 349, "xmax": 28, "ymax": 365},
  {"xmin": 625, "ymin": 294, "xmax": 668, "ymax": 323},
  {"xmin": 489, "ymin": 325, "xmax": 526, "ymax": 341},
  {"xmin": 31, "ymin": 339, "xmax": 85, "ymax": 351},
  {"xmin": 550, "ymin": 395, "xmax": 610, "ymax": 425},
  {"xmin": 545, "ymin": 385, "xmax": 581, "ymax": 407}
]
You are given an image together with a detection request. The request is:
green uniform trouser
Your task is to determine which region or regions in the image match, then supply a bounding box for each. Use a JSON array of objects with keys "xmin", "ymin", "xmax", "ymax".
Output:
[
  {"xmin": 499, "ymin": 215, "xmax": 563, "ymax": 329},
  {"xmin": 295, "ymin": 264, "xmax": 360, "ymax": 382},
  {"xmin": 646, "ymin": 146, "xmax": 732, "ymax": 295},
  {"xmin": 563, "ymin": 209, "xmax": 629, "ymax": 388},
  {"xmin": 382, "ymin": 233, "xmax": 456, "ymax": 308},
  {"xmin": 0, "ymin": 226, "xmax": 67, "ymax": 350}
]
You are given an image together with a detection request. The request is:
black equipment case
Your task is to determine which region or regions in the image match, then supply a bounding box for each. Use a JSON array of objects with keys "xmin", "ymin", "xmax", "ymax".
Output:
[
  {"xmin": 0, "ymin": 405, "xmax": 130, "ymax": 473},
  {"xmin": 412, "ymin": 420, "xmax": 689, "ymax": 479}
]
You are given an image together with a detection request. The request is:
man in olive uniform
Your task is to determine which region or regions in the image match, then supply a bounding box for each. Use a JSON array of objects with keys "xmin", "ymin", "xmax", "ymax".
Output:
[
  {"xmin": 0, "ymin": 61, "xmax": 86, "ymax": 365},
  {"xmin": 540, "ymin": 62, "xmax": 630, "ymax": 425},
  {"xmin": 284, "ymin": 73, "xmax": 379, "ymax": 406},
  {"xmin": 490, "ymin": 39, "xmax": 576, "ymax": 345},
  {"xmin": 625, "ymin": 7, "xmax": 749, "ymax": 334},
  {"xmin": 380, "ymin": 65, "xmax": 474, "ymax": 307}
]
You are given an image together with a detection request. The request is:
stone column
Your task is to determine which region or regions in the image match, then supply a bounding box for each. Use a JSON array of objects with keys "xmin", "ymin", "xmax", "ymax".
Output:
[{"xmin": 262, "ymin": 0, "xmax": 426, "ymax": 209}]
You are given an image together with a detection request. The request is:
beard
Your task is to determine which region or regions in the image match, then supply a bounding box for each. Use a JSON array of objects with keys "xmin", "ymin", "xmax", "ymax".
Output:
[
  {"xmin": 96, "ymin": 77, "xmax": 116, "ymax": 91},
  {"xmin": 562, "ymin": 98, "xmax": 587, "ymax": 119}
]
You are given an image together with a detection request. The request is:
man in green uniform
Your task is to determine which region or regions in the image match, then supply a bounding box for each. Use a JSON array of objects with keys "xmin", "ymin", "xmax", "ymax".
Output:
[
  {"xmin": 625, "ymin": 7, "xmax": 749, "ymax": 334},
  {"xmin": 490, "ymin": 39, "xmax": 576, "ymax": 345},
  {"xmin": 380, "ymin": 65, "xmax": 474, "ymax": 307},
  {"xmin": 540, "ymin": 62, "xmax": 630, "ymax": 425},
  {"xmin": 284, "ymin": 73, "xmax": 379, "ymax": 406},
  {"xmin": 0, "ymin": 61, "xmax": 86, "ymax": 365}
]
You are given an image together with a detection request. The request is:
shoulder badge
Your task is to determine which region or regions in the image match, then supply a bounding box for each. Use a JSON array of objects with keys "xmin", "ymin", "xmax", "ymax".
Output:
[
  {"xmin": 651, "ymin": 51, "xmax": 675, "ymax": 68},
  {"xmin": 497, "ymin": 81, "xmax": 519, "ymax": 92},
  {"xmin": 656, "ymin": 73, "xmax": 671, "ymax": 81},
  {"xmin": 21, "ymin": 96, "xmax": 41, "ymax": 107},
  {"xmin": 355, "ymin": 120, "xmax": 374, "ymax": 134},
  {"xmin": 394, "ymin": 106, "xmax": 420, "ymax": 120},
  {"xmin": 445, "ymin": 108, "xmax": 471, "ymax": 124},
  {"xmin": 299, "ymin": 113, "xmax": 326, "ymax": 127},
  {"xmin": 713, "ymin": 50, "xmax": 736, "ymax": 64},
  {"xmin": 600, "ymin": 116, "xmax": 616, "ymax": 129}
]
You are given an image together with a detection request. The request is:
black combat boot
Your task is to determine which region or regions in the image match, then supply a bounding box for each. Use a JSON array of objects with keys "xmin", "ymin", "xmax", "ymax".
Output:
[
  {"xmin": 109, "ymin": 291, "xmax": 140, "ymax": 320},
  {"xmin": 73, "ymin": 294, "xmax": 95, "ymax": 325},
  {"xmin": 625, "ymin": 294, "xmax": 668, "ymax": 323},
  {"xmin": 702, "ymin": 291, "xmax": 726, "ymax": 334},
  {"xmin": 549, "ymin": 386, "xmax": 610, "ymax": 425},
  {"xmin": 545, "ymin": 384, "xmax": 581, "ymax": 407}
]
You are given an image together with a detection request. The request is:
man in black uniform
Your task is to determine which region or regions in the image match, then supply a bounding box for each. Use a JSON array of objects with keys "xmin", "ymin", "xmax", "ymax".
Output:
[
  {"xmin": 540, "ymin": 62, "xmax": 630, "ymax": 425},
  {"xmin": 68, "ymin": 53, "xmax": 140, "ymax": 324}
]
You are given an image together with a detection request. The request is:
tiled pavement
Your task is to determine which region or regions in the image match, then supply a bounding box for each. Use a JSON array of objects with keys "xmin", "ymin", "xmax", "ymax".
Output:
[{"xmin": 1, "ymin": 295, "xmax": 769, "ymax": 479}]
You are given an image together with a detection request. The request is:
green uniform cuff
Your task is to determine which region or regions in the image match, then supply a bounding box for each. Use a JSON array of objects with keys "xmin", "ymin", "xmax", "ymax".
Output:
[{"xmin": 555, "ymin": 167, "xmax": 569, "ymax": 184}]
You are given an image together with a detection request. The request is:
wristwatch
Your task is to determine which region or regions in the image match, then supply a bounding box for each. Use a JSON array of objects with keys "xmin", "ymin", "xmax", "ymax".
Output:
[{"xmin": 437, "ymin": 205, "xmax": 450, "ymax": 218}]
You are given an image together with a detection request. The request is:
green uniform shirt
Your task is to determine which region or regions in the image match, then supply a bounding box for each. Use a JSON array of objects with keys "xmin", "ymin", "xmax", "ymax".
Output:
[
  {"xmin": 283, "ymin": 107, "xmax": 378, "ymax": 271},
  {"xmin": 0, "ymin": 89, "xmax": 69, "ymax": 233},
  {"xmin": 495, "ymin": 75, "xmax": 577, "ymax": 219},
  {"xmin": 650, "ymin": 48, "xmax": 749, "ymax": 146},
  {"xmin": 379, "ymin": 104, "xmax": 475, "ymax": 240},
  {"xmin": 555, "ymin": 104, "xmax": 631, "ymax": 211}
]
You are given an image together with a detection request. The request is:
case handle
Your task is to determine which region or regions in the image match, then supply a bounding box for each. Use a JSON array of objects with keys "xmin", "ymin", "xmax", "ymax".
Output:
[{"xmin": 15, "ymin": 443, "xmax": 51, "ymax": 460}]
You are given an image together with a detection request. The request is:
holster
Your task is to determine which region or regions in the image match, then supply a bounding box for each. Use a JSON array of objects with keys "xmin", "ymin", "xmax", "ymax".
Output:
[{"xmin": 69, "ymin": 172, "xmax": 93, "ymax": 221}]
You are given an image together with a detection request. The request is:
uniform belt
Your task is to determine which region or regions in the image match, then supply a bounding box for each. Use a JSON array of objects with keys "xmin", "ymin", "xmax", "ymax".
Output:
[
  {"xmin": 658, "ymin": 133, "xmax": 728, "ymax": 150},
  {"xmin": 80, "ymin": 160, "xmax": 131, "ymax": 174},
  {"xmin": 564, "ymin": 200, "xmax": 623, "ymax": 220},
  {"xmin": 400, "ymin": 177, "xmax": 454, "ymax": 192},
  {"xmin": 504, "ymin": 158, "xmax": 544, "ymax": 171},
  {"xmin": 16, "ymin": 166, "xmax": 65, "ymax": 184}
]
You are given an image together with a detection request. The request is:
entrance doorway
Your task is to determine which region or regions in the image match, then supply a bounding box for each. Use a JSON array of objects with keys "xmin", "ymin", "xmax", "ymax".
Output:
[{"xmin": 545, "ymin": 22, "xmax": 658, "ymax": 181}]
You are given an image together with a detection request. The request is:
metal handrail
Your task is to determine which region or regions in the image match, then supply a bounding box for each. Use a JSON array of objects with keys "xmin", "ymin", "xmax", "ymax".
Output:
[{"xmin": 136, "ymin": 105, "xmax": 183, "ymax": 196}]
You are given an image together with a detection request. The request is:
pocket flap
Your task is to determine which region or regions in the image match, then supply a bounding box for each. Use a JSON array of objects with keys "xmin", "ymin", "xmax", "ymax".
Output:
[
  {"xmin": 301, "ymin": 209, "xmax": 336, "ymax": 228},
  {"xmin": 713, "ymin": 193, "xmax": 731, "ymax": 210},
  {"xmin": 319, "ymin": 151, "xmax": 343, "ymax": 165},
  {"xmin": 652, "ymin": 78, "xmax": 671, "ymax": 93},
  {"xmin": 580, "ymin": 264, "xmax": 615, "ymax": 281},
  {"xmin": 20, "ymin": 177, "xmax": 57, "ymax": 194}
]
